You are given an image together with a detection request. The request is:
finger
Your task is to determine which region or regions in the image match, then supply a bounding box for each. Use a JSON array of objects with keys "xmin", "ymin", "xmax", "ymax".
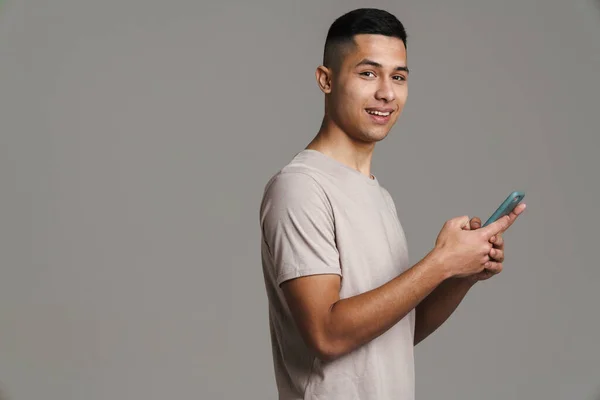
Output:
[
  {"xmin": 513, "ymin": 203, "xmax": 527, "ymax": 216},
  {"xmin": 481, "ymin": 203, "xmax": 527, "ymax": 238},
  {"xmin": 489, "ymin": 248, "xmax": 504, "ymax": 262},
  {"xmin": 480, "ymin": 215, "xmax": 512, "ymax": 238},
  {"xmin": 502, "ymin": 203, "xmax": 527, "ymax": 228},
  {"xmin": 484, "ymin": 262, "xmax": 503, "ymax": 274},
  {"xmin": 455, "ymin": 215, "xmax": 471, "ymax": 229},
  {"xmin": 491, "ymin": 234, "xmax": 504, "ymax": 248},
  {"xmin": 470, "ymin": 217, "xmax": 482, "ymax": 230},
  {"xmin": 475, "ymin": 271, "xmax": 493, "ymax": 281}
]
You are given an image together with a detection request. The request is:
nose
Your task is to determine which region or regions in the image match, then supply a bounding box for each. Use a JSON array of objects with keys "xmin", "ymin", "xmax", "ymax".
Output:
[{"xmin": 375, "ymin": 78, "xmax": 395, "ymax": 102}]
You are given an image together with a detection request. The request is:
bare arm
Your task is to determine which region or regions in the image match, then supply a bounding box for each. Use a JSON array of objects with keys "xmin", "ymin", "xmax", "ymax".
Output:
[
  {"xmin": 263, "ymin": 173, "xmax": 517, "ymax": 363},
  {"xmin": 413, "ymin": 207, "xmax": 525, "ymax": 346},
  {"xmin": 281, "ymin": 250, "xmax": 449, "ymax": 362},
  {"xmin": 281, "ymin": 214, "xmax": 513, "ymax": 362},
  {"xmin": 413, "ymin": 277, "xmax": 474, "ymax": 345}
]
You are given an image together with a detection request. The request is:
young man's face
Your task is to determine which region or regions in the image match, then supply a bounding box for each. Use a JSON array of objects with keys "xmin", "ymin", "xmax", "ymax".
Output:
[{"xmin": 323, "ymin": 34, "xmax": 408, "ymax": 144}]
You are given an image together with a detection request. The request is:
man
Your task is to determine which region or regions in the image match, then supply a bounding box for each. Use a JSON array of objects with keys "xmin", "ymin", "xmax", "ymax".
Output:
[{"xmin": 259, "ymin": 8, "xmax": 526, "ymax": 400}]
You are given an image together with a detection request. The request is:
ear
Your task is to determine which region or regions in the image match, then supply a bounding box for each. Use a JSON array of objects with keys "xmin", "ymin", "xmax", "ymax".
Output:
[{"xmin": 315, "ymin": 65, "xmax": 333, "ymax": 94}]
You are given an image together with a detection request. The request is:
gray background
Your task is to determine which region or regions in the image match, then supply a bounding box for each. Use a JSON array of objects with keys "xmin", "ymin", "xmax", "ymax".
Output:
[{"xmin": 1, "ymin": 0, "xmax": 599, "ymax": 399}]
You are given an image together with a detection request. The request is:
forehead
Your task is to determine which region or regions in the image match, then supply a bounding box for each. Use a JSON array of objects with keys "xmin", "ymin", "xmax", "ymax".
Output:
[{"xmin": 344, "ymin": 34, "xmax": 407, "ymax": 68}]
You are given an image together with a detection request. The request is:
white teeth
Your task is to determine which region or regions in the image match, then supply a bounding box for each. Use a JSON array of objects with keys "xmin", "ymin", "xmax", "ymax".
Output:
[{"xmin": 367, "ymin": 110, "xmax": 391, "ymax": 116}]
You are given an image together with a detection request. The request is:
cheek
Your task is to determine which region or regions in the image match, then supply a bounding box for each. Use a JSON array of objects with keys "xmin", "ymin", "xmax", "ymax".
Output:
[
  {"xmin": 341, "ymin": 81, "xmax": 371, "ymax": 105},
  {"xmin": 396, "ymin": 85, "xmax": 408, "ymax": 102},
  {"xmin": 338, "ymin": 93, "xmax": 365, "ymax": 119}
]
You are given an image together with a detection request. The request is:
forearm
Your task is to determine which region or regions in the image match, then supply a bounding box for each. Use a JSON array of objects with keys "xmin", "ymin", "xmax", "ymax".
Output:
[
  {"xmin": 321, "ymin": 251, "xmax": 450, "ymax": 360},
  {"xmin": 413, "ymin": 277, "xmax": 475, "ymax": 346}
]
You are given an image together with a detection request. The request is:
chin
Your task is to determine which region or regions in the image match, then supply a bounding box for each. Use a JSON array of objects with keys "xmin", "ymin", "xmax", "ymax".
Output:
[{"xmin": 360, "ymin": 129, "xmax": 392, "ymax": 143}]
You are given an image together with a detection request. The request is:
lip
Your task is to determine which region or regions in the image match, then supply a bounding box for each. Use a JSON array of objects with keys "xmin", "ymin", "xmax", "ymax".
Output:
[
  {"xmin": 365, "ymin": 107, "xmax": 395, "ymax": 113},
  {"xmin": 365, "ymin": 108, "xmax": 394, "ymax": 125}
]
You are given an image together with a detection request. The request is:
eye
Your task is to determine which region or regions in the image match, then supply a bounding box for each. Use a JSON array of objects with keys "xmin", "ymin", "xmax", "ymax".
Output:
[
  {"xmin": 360, "ymin": 71, "xmax": 376, "ymax": 77},
  {"xmin": 393, "ymin": 75, "xmax": 407, "ymax": 81}
]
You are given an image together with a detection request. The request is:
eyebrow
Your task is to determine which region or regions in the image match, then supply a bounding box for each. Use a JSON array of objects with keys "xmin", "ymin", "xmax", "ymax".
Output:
[{"xmin": 355, "ymin": 58, "xmax": 409, "ymax": 73}]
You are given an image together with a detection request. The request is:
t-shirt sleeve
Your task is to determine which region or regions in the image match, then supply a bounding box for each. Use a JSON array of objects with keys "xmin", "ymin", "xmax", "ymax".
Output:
[
  {"xmin": 260, "ymin": 172, "xmax": 341, "ymax": 286},
  {"xmin": 381, "ymin": 188, "xmax": 400, "ymax": 219}
]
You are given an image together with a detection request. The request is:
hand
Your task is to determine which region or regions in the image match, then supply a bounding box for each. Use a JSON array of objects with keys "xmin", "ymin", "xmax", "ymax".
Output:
[
  {"xmin": 463, "ymin": 203, "xmax": 526, "ymax": 284},
  {"xmin": 432, "ymin": 215, "xmax": 511, "ymax": 279}
]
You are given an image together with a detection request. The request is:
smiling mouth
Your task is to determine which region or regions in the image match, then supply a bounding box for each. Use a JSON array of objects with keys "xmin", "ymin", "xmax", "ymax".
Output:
[{"xmin": 366, "ymin": 109, "xmax": 393, "ymax": 117}]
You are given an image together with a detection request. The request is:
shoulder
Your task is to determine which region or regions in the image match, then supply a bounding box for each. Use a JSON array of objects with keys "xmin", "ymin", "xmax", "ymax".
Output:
[
  {"xmin": 260, "ymin": 170, "xmax": 332, "ymax": 219},
  {"xmin": 377, "ymin": 183, "xmax": 394, "ymax": 204},
  {"xmin": 378, "ymin": 184, "xmax": 400, "ymax": 217},
  {"xmin": 263, "ymin": 169, "xmax": 328, "ymax": 202}
]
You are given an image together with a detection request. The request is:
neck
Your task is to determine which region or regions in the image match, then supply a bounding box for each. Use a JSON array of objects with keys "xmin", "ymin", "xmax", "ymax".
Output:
[{"xmin": 306, "ymin": 116, "xmax": 375, "ymax": 179}]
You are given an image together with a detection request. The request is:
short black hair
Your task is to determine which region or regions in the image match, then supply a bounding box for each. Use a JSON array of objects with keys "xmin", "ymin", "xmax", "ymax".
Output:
[{"xmin": 323, "ymin": 8, "xmax": 407, "ymax": 72}]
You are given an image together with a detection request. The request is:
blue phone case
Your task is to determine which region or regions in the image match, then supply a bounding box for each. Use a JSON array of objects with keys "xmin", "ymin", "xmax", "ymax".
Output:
[{"xmin": 482, "ymin": 191, "xmax": 525, "ymax": 227}]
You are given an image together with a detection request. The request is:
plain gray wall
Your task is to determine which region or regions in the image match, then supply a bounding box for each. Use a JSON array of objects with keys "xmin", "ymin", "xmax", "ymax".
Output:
[{"xmin": 1, "ymin": 0, "xmax": 599, "ymax": 399}]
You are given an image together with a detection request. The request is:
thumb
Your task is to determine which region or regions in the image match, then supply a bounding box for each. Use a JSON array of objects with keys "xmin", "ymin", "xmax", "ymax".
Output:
[
  {"xmin": 454, "ymin": 215, "xmax": 471, "ymax": 230},
  {"xmin": 481, "ymin": 215, "xmax": 510, "ymax": 237}
]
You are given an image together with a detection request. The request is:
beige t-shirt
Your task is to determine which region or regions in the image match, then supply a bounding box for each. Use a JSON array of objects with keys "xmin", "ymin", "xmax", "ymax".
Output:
[{"xmin": 259, "ymin": 149, "xmax": 415, "ymax": 400}]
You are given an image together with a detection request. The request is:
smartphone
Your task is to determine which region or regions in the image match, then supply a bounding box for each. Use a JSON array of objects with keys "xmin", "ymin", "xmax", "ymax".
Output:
[{"xmin": 482, "ymin": 191, "xmax": 525, "ymax": 227}]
